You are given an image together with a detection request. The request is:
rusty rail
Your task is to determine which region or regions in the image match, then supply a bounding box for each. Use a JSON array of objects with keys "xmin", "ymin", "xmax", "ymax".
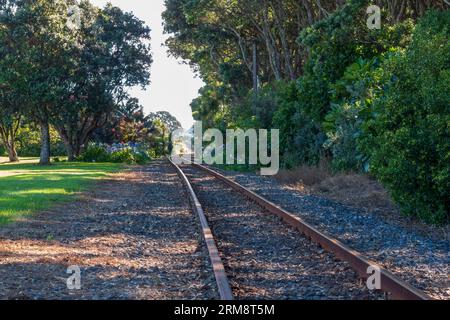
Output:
[
  {"xmin": 167, "ymin": 157, "xmax": 234, "ymax": 300},
  {"xmin": 188, "ymin": 162, "xmax": 431, "ymax": 300}
]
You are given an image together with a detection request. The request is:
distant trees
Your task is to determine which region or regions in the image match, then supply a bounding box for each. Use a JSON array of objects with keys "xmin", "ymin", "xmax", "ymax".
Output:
[{"xmin": 0, "ymin": 0, "xmax": 152, "ymax": 163}]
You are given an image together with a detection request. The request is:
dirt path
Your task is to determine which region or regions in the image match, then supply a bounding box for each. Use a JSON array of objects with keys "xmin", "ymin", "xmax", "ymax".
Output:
[{"xmin": 0, "ymin": 160, "xmax": 218, "ymax": 300}]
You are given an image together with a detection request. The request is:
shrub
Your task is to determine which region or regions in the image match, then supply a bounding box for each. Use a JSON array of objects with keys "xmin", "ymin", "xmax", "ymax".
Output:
[
  {"xmin": 323, "ymin": 57, "xmax": 387, "ymax": 172},
  {"xmin": 110, "ymin": 148, "xmax": 150, "ymax": 165},
  {"xmin": 361, "ymin": 10, "xmax": 450, "ymax": 224},
  {"xmin": 77, "ymin": 143, "xmax": 111, "ymax": 163},
  {"xmin": 272, "ymin": 81, "xmax": 327, "ymax": 168},
  {"xmin": 110, "ymin": 148, "xmax": 134, "ymax": 164},
  {"xmin": 133, "ymin": 150, "xmax": 151, "ymax": 165},
  {"xmin": 77, "ymin": 142, "xmax": 152, "ymax": 165}
]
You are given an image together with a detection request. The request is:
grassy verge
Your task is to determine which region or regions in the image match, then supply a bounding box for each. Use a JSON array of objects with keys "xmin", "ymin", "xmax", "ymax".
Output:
[{"xmin": 0, "ymin": 159, "xmax": 122, "ymax": 225}]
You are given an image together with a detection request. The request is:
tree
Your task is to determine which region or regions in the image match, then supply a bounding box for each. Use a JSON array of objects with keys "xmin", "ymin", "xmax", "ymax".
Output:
[
  {"xmin": 0, "ymin": 0, "xmax": 27, "ymax": 162},
  {"xmin": 0, "ymin": 71, "xmax": 22, "ymax": 162},
  {"xmin": 1, "ymin": 0, "xmax": 78, "ymax": 165},
  {"xmin": 52, "ymin": 2, "xmax": 152, "ymax": 161},
  {"xmin": 147, "ymin": 111, "xmax": 182, "ymax": 133},
  {"xmin": 147, "ymin": 111, "xmax": 182, "ymax": 154},
  {"xmin": 1, "ymin": 0, "xmax": 152, "ymax": 163}
]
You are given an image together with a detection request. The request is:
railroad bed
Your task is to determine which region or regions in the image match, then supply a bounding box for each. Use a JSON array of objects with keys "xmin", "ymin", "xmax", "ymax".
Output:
[
  {"xmin": 179, "ymin": 164, "xmax": 384, "ymax": 300},
  {"xmin": 169, "ymin": 158, "xmax": 435, "ymax": 300},
  {"xmin": 193, "ymin": 163, "xmax": 449, "ymax": 300},
  {"xmin": 0, "ymin": 161, "xmax": 220, "ymax": 300},
  {"xmin": 0, "ymin": 159, "xmax": 439, "ymax": 300}
]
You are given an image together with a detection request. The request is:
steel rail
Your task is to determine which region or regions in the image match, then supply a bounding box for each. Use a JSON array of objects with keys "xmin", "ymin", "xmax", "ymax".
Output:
[
  {"xmin": 167, "ymin": 157, "xmax": 234, "ymax": 300},
  {"xmin": 188, "ymin": 161, "xmax": 431, "ymax": 301}
]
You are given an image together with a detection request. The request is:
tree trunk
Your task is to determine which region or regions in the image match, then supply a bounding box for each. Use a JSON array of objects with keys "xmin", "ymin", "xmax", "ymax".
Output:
[
  {"xmin": 253, "ymin": 41, "xmax": 259, "ymax": 96},
  {"xmin": 58, "ymin": 129, "xmax": 76, "ymax": 162},
  {"xmin": 273, "ymin": 0, "xmax": 295, "ymax": 80},
  {"xmin": 66, "ymin": 144, "xmax": 76, "ymax": 162},
  {"xmin": 39, "ymin": 121, "xmax": 51, "ymax": 165},
  {"xmin": 0, "ymin": 121, "xmax": 20, "ymax": 163},
  {"xmin": 6, "ymin": 144, "xmax": 19, "ymax": 162},
  {"xmin": 57, "ymin": 122, "xmax": 96, "ymax": 162}
]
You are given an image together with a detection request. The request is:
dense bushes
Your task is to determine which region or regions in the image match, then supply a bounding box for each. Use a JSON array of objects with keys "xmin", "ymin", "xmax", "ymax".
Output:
[
  {"xmin": 164, "ymin": 0, "xmax": 448, "ymax": 224},
  {"xmin": 77, "ymin": 143, "xmax": 152, "ymax": 165},
  {"xmin": 323, "ymin": 57, "xmax": 386, "ymax": 172},
  {"xmin": 76, "ymin": 144, "xmax": 111, "ymax": 163},
  {"xmin": 360, "ymin": 10, "xmax": 450, "ymax": 224},
  {"xmin": 274, "ymin": 9, "xmax": 449, "ymax": 224}
]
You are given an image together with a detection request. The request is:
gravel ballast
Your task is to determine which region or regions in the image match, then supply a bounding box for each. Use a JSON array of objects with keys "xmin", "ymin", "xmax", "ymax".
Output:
[
  {"xmin": 209, "ymin": 166, "xmax": 449, "ymax": 300},
  {"xmin": 182, "ymin": 165, "xmax": 384, "ymax": 300},
  {"xmin": 0, "ymin": 161, "xmax": 218, "ymax": 300}
]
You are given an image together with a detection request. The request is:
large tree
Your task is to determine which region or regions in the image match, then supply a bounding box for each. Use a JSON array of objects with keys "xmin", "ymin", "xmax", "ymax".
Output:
[
  {"xmin": 53, "ymin": 2, "xmax": 152, "ymax": 161},
  {"xmin": 0, "ymin": 0, "xmax": 28, "ymax": 162},
  {"xmin": 0, "ymin": 0, "xmax": 78, "ymax": 164},
  {"xmin": 0, "ymin": 0, "xmax": 152, "ymax": 163},
  {"xmin": 163, "ymin": 0, "xmax": 447, "ymax": 130}
]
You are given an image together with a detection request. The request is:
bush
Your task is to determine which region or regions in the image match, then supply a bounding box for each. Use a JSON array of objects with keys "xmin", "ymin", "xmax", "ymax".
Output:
[
  {"xmin": 110, "ymin": 148, "xmax": 150, "ymax": 165},
  {"xmin": 78, "ymin": 143, "xmax": 151, "ymax": 165},
  {"xmin": 361, "ymin": 10, "xmax": 450, "ymax": 224},
  {"xmin": 323, "ymin": 57, "xmax": 387, "ymax": 172},
  {"xmin": 77, "ymin": 143, "xmax": 111, "ymax": 163},
  {"xmin": 272, "ymin": 81, "xmax": 327, "ymax": 169},
  {"xmin": 110, "ymin": 149, "xmax": 134, "ymax": 164}
]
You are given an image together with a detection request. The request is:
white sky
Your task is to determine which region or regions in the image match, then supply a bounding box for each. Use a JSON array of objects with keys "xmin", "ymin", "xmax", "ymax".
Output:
[{"xmin": 90, "ymin": 0, "xmax": 204, "ymax": 129}]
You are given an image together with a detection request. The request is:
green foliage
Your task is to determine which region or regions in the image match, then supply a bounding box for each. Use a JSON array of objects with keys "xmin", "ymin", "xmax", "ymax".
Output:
[
  {"xmin": 110, "ymin": 148, "xmax": 150, "ymax": 165},
  {"xmin": 15, "ymin": 124, "xmax": 65, "ymax": 157},
  {"xmin": 0, "ymin": 0, "xmax": 153, "ymax": 162},
  {"xmin": 78, "ymin": 143, "xmax": 151, "ymax": 165},
  {"xmin": 77, "ymin": 144, "xmax": 111, "ymax": 163},
  {"xmin": 272, "ymin": 81, "xmax": 326, "ymax": 168},
  {"xmin": 323, "ymin": 57, "xmax": 387, "ymax": 172},
  {"xmin": 361, "ymin": 10, "xmax": 450, "ymax": 224},
  {"xmin": 109, "ymin": 149, "xmax": 135, "ymax": 164}
]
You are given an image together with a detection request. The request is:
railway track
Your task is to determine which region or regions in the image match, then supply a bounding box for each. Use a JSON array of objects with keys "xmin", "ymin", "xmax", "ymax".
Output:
[{"xmin": 167, "ymin": 157, "xmax": 432, "ymax": 300}]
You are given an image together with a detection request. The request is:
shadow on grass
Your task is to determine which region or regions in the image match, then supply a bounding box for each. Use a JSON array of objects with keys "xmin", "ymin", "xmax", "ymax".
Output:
[
  {"xmin": 0, "ymin": 162, "xmax": 213, "ymax": 300},
  {"xmin": 0, "ymin": 163, "xmax": 122, "ymax": 224},
  {"xmin": 0, "ymin": 161, "xmax": 121, "ymax": 172}
]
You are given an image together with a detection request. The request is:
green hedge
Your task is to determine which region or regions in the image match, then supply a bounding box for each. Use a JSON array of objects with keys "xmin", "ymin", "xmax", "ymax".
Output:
[{"xmin": 361, "ymin": 10, "xmax": 450, "ymax": 224}]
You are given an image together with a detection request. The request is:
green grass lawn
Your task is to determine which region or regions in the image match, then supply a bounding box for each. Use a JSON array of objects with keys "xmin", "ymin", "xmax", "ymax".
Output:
[{"xmin": 0, "ymin": 159, "xmax": 122, "ymax": 225}]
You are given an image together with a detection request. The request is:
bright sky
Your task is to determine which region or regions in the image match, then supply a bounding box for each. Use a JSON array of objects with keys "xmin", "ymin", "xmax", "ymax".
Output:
[{"xmin": 90, "ymin": 0, "xmax": 204, "ymax": 129}]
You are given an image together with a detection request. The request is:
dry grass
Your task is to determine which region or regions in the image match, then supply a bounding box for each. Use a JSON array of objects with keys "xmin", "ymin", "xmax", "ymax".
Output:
[
  {"xmin": 275, "ymin": 159, "xmax": 332, "ymax": 188},
  {"xmin": 313, "ymin": 174, "xmax": 397, "ymax": 213},
  {"xmin": 275, "ymin": 163, "xmax": 397, "ymax": 214},
  {"xmin": 275, "ymin": 164, "xmax": 449, "ymax": 240}
]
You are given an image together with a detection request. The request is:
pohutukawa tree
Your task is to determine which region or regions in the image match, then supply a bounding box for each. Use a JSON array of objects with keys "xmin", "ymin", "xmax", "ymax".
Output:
[
  {"xmin": 0, "ymin": 0, "xmax": 152, "ymax": 163},
  {"xmin": 0, "ymin": 0, "xmax": 27, "ymax": 162},
  {"xmin": 53, "ymin": 2, "xmax": 153, "ymax": 161},
  {"xmin": 0, "ymin": 0, "xmax": 79, "ymax": 164}
]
